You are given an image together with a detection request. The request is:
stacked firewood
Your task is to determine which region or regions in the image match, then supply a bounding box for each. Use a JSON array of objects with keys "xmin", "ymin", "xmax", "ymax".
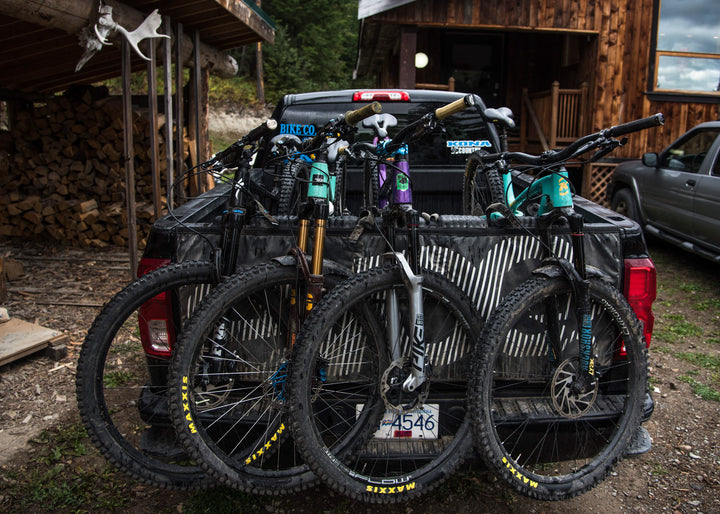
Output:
[{"xmin": 0, "ymin": 87, "xmax": 186, "ymax": 247}]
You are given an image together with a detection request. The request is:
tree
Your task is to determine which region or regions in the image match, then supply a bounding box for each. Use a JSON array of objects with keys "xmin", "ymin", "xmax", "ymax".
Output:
[{"xmin": 261, "ymin": 0, "xmax": 360, "ymax": 101}]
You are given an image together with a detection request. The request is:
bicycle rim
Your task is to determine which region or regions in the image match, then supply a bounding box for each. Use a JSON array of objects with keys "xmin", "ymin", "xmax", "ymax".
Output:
[
  {"xmin": 288, "ymin": 265, "xmax": 481, "ymax": 502},
  {"xmin": 76, "ymin": 261, "xmax": 217, "ymax": 489},
  {"xmin": 471, "ymin": 276, "xmax": 648, "ymax": 500},
  {"xmin": 169, "ymin": 262, "xmax": 338, "ymax": 493}
]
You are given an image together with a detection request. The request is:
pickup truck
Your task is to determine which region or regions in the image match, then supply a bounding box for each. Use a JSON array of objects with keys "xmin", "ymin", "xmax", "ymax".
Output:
[
  {"xmin": 608, "ymin": 121, "xmax": 720, "ymax": 263},
  {"xmin": 140, "ymin": 89, "xmax": 657, "ymax": 452}
]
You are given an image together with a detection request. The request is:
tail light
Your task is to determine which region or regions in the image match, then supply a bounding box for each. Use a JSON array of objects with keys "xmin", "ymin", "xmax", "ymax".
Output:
[
  {"xmin": 137, "ymin": 258, "xmax": 174, "ymax": 358},
  {"xmin": 353, "ymin": 91, "xmax": 410, "ymax": 102},
  {"xmin": 623, "ymin": 258, "xmax": 657, "ymax": 348}
]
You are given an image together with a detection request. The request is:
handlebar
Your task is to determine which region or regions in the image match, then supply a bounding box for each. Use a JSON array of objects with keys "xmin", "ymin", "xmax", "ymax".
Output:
[
  {"xmin": 205, "ymin": 118, "xmax": 278, "ymax": 167},
  {"xmin": 245, "ymin": 118, "xmax": 279, "ymax": 142},
  {"xmin": 435, "ymin": 95, "xmax": 475, "ymax": 120},
  {"xmin": 606, "ymin": 113, "xmax": 665, "ymax": 138},
  {"xmin": 302, "ymin": 102, "xmax": 382, "ymax": 153},
  {"xmin": 478, "ymin": 113, "xmax": 665, "ymax": 167},
  {"xmin": 344, "ymin": 101, "xmax": 382, "ymax": 126}
]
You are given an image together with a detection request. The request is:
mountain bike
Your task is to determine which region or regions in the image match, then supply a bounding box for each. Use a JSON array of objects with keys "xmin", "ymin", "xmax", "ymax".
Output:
[
  {"xmin": 75, "ymin": 119, "xmax": 284, "ymax": 489},
  {"xmin": 465, "ymin": 113, "xmax": 664, "ymax": 500},
  {"xmin": 285, "ymin": 95, "xmax": 485, "ymax": 503},
  {"xmin": 166, "ymin": 103, "xmax": 383, "ymax": 494}
]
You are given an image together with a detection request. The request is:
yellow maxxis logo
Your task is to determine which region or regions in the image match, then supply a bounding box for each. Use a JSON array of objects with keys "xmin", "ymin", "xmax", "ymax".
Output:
[
  {"xmin": 365, "ymin": 482, "xmax": 416, "ymax": 494},
  {"xmin": 502, "ymin": 457, "xmax": 539, "ymax": 488},
  {"xmin": 181, "ymin": 376, "xmax": 197, "ymax": 434},
  {"xmin": 245, "ymin": 423, "xmax": 286, "ymax": 465}
]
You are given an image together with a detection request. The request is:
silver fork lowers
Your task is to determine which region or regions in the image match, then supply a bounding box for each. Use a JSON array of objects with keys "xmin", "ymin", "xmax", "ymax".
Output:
[{"xmin": 383, "ymin": 251, "xmax": 427, "ymax": 393}]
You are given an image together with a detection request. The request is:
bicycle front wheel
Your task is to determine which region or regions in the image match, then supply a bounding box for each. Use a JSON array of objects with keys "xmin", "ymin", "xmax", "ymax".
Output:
[
  {"xmin": 287, "ymin": 265, "xmax": 482, "ymax": 503},
  {"xmin": 76, "ymin": 261, "xmax": 218, "ymax": 489},
  {"xmin": 168, "ymin": 262, "xmax": 343, "ymax": 494},
  {"xmin": 470, "ymin": 276, "xmax": 648, "ymax": 500},
  {"xmin": 462, "ymin": 151, "xmax": 504, "ymax": 215}
]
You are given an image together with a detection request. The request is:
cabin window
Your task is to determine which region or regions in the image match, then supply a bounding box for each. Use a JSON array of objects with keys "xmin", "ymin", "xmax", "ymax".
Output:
[{"xmin": 653, "ymin": 0, "xmax": 720, "ymax": 93}]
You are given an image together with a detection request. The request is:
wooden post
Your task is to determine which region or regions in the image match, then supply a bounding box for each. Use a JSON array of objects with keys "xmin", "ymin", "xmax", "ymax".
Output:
[
  {"xmin": 147, "ymin": 40, "xmax": 161, "ymax": 220},
  {"xmin": 579, "ymin": 81, "xmax": 589, "ymax": 137},
  {"xmin": 256, "ymin": 0, "xmax": 265, "ymax": 104},
  {"xmin": 398, "ymin": 26, "xmax": 417, "ymax": 89},
  {"xmin": 122, "ymin": 40, "xmax": 138, "ymax": 279},
  {"xmin": 163, "ymin": 15, "xmax": 174, "ymax": 211},
  {"xmin": 175, "ymin": 22, "xmax": 184, "ymax": 206},
  {"xmin": 191, "ymin": 29, "xmax": 202, "ymax": 196},
  {"xmin": 550, "ymin": 81, "xmax": 559, "ymax": 149}
]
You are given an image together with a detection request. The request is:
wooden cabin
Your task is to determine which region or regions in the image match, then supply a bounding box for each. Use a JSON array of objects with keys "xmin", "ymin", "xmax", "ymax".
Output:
[{"xmin": 354, "ymin": 0, "xmax": 720, "ymax": 203}]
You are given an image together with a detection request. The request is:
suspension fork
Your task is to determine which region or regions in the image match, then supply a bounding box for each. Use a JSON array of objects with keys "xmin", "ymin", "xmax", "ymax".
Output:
[
  {"xmin": 566, "ymin": 210, "xmax": 594, "ymax": 386},
  {"xmin": 384, "ymin": 209, "xmax": 426, "ymax": 392}
]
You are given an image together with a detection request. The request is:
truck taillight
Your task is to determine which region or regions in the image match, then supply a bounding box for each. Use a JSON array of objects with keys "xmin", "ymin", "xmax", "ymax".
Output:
[
  {"xmin": 623, "ymin": 258, "xmax": 656, "ymax": 348},
  {"xmin": 137, "ymin": 257, "xmax": 175, "ymax": 358},
  {"xmin": 353, "ymin": 91, "xmax": 409, "ymax": 101}
]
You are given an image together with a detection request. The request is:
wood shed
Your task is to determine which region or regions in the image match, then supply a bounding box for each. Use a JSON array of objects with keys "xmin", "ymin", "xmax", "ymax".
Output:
[{"xmin": 0, "ymin": 0, "xmax": 275, "ymax": 272}]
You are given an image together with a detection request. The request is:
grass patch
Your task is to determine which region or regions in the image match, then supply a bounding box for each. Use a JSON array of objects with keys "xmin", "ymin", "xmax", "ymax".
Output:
[
  {"xmin": 674, "ymin": 352, "xmax": 720, "ymax": 371},
  {"xmin": 655, "ymin": 314, "xmax": 703, "ymax": 344},
  {"xmin": 0, "ymin": 423, "xmax": 131, "ymax": 512},
  {"xmin": 693, "ymin": 298, "xmax": 720, "ymax": 311},
  {"xmin": 678, "ymin": 282, "xmax": 706, "ymax": 294},
  {"xmin": 678, "ymin": 375, "xmax": 720, "ymax": 402}
]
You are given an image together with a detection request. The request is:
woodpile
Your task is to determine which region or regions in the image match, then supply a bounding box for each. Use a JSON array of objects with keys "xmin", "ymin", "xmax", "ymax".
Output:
[{"xmin": 0, "ymin": 87, "xmax": 186, "ymax": 247}]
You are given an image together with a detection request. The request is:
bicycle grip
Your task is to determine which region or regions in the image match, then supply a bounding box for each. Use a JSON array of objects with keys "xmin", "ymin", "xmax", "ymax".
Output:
[
  {"xmin": 434, "ymin": 95, "xmax": 475, "ymax": 120},
  {"xmin": 344, "ymin": 101, "xmax": 382, "ymax": 126},
  {"xmin": 246, "ymin": 119, "xmax": 279, "ymax": 141},
  {"xmin": 607, "ymin": 113, "xmax": 664, "ymax": 137}
]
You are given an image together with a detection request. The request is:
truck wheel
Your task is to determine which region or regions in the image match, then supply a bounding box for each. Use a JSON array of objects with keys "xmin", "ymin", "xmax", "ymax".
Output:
[{"xmin": 611, "ymin": 188, "xmax": 639, "ymax": 223}]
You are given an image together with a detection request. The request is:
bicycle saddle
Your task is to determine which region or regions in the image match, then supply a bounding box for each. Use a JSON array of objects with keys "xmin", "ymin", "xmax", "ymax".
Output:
[{"xmin": 362, "ymin": 113, "xmax": 398, "ymax": 139}]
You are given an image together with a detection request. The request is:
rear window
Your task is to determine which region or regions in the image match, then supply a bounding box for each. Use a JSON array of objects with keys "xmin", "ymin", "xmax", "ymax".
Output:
[{"xmin": 276, "ymin": 100, "xmax": 496, "ymax": 168}]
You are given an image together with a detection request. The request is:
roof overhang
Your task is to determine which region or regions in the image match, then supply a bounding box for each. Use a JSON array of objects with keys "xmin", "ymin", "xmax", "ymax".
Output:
[{"xmin": 0, "ymin": 0, "xmax": 275, "ymax": 94}]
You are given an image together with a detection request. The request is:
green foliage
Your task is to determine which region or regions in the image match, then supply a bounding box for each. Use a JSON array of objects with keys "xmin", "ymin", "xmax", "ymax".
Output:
[{"xmin": 261, "ymin": 0, "xmax": 364, "ymax": 101}]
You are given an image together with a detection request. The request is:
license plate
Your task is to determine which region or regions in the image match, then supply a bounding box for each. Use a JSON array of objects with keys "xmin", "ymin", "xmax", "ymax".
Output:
[{"xmin": 356, "ymin": 404, "xmax": 439, "ymax": 439}]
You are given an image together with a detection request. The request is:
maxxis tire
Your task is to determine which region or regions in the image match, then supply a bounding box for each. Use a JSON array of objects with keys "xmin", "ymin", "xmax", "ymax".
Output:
[
  {"xmin": 287, "ymin": 264, "xmax": 483, "ymax": 503},
  {"xmin": 168, "ymin": 262, "xmax": 345, "ymax": 495},
  {"xmin": 76, "ymin": 261, "xmax": 218, "ymax": 490},
  {"xmin": 363, "ymin": 159, "xmax": 380, "ymax": 209},
  {"xmin": 277, "ymin": 160, "xmax": 308, "ymax": 216},
  {"xmin": 470, "ymin": 276, "xmax": 648, "ymax": 501},
  {"xmin": 462, "ymin": 151, "xmax": 505, "ymax": 215}
]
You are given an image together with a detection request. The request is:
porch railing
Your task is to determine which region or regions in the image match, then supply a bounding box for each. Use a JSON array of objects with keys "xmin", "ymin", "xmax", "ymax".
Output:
[{"xmin": 520, "ymin": 81, "xmax": 589, "ymax": 152}]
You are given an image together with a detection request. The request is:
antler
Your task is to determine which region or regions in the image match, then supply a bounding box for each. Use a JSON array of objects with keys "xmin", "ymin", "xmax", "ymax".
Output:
[
  {"xmin": 75, "ymin": 4, "xmax": 169, "ymax": 72},
  {"xmin": 114, "ymin": 9, "xmax": 169, "ymax": 61}
]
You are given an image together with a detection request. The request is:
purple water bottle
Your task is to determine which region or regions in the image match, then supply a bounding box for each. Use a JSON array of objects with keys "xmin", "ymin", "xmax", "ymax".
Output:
[{"xmin": 392, "ymin": 145, "xmax": 411, "ymax": 205}]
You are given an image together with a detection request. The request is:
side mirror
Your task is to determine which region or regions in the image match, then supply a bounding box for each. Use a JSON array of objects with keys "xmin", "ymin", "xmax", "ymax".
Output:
[{"xmin": 641, "ymin": 152, "xmax": 658, "ymax": 168}]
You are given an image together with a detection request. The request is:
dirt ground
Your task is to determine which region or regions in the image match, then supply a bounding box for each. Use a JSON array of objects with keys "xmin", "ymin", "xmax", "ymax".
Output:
[{"xmin": 0, "ymin": 237, "xmax": 718, "ymax": 513}]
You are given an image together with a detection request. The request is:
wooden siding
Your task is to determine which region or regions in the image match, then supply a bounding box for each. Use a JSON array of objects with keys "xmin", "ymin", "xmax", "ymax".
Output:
[
  {"xmin": 370, "ymin": 0, "xmax": 600, "ymax": 33},
  {"xmin": 363, "ymin": 0, "xmax": 720, "ymax": 157}
]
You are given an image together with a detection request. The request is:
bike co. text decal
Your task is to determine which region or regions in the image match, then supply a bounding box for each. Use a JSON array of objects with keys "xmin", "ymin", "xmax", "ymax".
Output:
[
  {"xmin": 446, "ymin": 140, "xmax": 492, "ymax": 154},
  {"xmin": 280, "ymin": 123, "xmax": 316, "ymax": 137}
]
